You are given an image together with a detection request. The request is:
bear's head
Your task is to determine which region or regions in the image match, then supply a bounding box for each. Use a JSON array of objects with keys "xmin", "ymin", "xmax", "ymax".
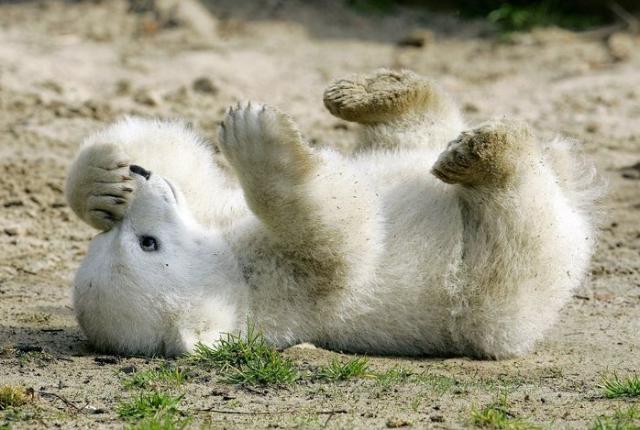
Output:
[{"xmin": 73, "ymin": 166, "xmax": 245, "ymax": 356}]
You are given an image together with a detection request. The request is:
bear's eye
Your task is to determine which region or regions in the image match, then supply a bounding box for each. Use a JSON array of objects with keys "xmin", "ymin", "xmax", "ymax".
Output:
[{"xmin": 139, "ymin": 235, "xmax": 159, "ymax": 252}]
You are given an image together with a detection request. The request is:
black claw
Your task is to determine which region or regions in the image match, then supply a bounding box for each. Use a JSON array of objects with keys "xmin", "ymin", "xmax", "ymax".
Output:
[{"xmin": 90, "ymin": 209, "xmax": 115, "ymax": 221}]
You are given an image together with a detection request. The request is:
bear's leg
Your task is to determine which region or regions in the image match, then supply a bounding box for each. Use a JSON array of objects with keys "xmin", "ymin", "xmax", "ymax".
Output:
[
  {"xmin": 219, "ymin": 102, "xmax": 380, "ymax": 291},
  {"xmin": 431, "ymin": 121, "xmax": 595, "ymax": 358},
  {"xmin": 323, "ymin": 69, "xmax": 464, "ymax": 152}
]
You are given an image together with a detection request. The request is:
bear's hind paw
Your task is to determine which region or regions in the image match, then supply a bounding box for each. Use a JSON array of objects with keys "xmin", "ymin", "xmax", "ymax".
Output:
[
  {"xmin": 323, "ymin": 69, "xmax": 435, "ymax": 124},
  {"xmin": 431, "ymin": 120, "xmax": 535, "ymax": 186}
]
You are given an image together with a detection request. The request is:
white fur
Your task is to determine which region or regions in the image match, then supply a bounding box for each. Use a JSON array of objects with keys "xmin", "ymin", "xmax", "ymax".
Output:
[{"xmin": 66, "ymin": 88, "xmax": 600, "ymax": 359}]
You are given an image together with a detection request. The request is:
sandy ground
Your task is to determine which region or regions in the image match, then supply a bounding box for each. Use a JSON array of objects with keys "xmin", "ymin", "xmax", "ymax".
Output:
[{"xmin": 0, "ymin": 1, "xmax": 639, "ymax": 428}]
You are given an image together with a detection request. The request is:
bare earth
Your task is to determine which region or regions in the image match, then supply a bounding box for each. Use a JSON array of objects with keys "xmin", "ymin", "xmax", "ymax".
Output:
[{"xmin": 1, "ymin": 1, "xmax": 639, "ymax": 428}]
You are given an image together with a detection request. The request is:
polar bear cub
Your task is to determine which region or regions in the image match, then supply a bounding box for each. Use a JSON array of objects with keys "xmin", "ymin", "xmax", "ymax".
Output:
[{"xmin": 66, "ymin": 70, "xmax": 600, "ymax": 358}]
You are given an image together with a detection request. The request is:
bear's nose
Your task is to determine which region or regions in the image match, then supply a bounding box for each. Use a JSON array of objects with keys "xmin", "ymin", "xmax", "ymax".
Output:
[{"xmin": 130, "ymin": 165, "xmax": 151, "ymax": 180}]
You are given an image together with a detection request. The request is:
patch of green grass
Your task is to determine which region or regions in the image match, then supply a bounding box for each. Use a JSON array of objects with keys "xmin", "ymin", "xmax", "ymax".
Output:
[
  {"xmin": 0, "ymin": 408, "xmax": 39, "ymax": 425},
  {"xmin": 376, "ymin": 366, "xmax": 413, "ymax": 387},
  {"xmin": 16, "ymin": 351, "xmax": 53, "ymax": 366},
  {"xmin": 374, "ymin": 367, "xmax": 460, "ymax": 393},
  {"xmin": 471, "ymin": 392, "xmax": 539, "ymax": 429},
  {"xmin": 600, "ymin": 374, "xmax": 640, "ymax": 399},
  {"xmin": 123, "ymin": 366, "xmax": 190, "ymax": 390},
  {"xmin": 345, "ymin": 0, "xmax": 396, "ymax": 14},
  {"xmin": 117, "ymin": 392, "xmax": 183, "ymax": 420},
  {"xmin": 187, "ymin": 326, "xmax": 272, "ymax": 368},
  {"xmin": 125, "ymin": 414, "xmax": 191, "ymax": 430},
  {"xmin": 415, "ymin": 372, "xmax": 460, "ymax": 394},
  {"xmin": 410, "ymin": 397, "xmax": 422, "ymax": 412},
  {"xmin": 0, "ymin": 386, "xmax": 29, "ymax": 410},
  {"xmin": 486, "ymin": 2, "xmax": 602, "ymax": 33},
  {"xmin": 294, "ymin": 413, "xmax": 323, "ymax": 427},
  {"xmin": 224, "ymin": 351, "xmax": 299, "ymax": 385},
  {"xmin": 186, "ymin": 327, "xmax": 298, "ymax": 385},
  {"xmin": 591, "ymin": 405, "xmax": 640, "ymax": 430},
  {"xmin": 317, "ymin": 356, "xmax": 370, "ymax": 381}
]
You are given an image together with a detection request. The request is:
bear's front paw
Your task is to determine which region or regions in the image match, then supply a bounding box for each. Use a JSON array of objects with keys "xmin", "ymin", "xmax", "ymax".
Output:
[
  {"xmin": 218, "ymin": 102, "xmax": 316, "ymax": 182},
  {"xmin": 66, "ymin": 143, "xmax": 136, "ymax": 230}
]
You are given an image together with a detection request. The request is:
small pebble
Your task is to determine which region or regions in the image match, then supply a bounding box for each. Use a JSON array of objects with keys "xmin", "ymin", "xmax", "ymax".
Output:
[
  {"xmin": 463, "ymin": 102, "xmax": 480, "ymax": 113},
  {"xmin": 116, "ymin": 79, "xmax": 132, "ymax": 95},
  {"xmin": 290, "ymin": 342, "xmax": 317, "ymax": 350},
  {"xmin": 397, "ymin": 29, "xmax": 434, "ymax": 48},
  {"xmin": 585, "ymin": 122, "xmax": 599, "ymax": 133},
  {"xmin": 120, "ymin": 365, "xmax": 137, "ymax": 374},
  {"xmin": 4, "ymin": 227, "xmax": 20, "ymax": 236},
  {"xmin": 3, "ymin": 199, "xmax": 23, "ymax": 208},
  {"xmin": 94, "ymin": 356, "xmax": 119, "ymax": 365},
  {"xmin": 192, "ymin": 77, "xmax": 218, "ymax": 94},
  {"xmin": 86, "ymin": 406, "xmax": 106, "ymax": 414},
  {"xmin": 608, "ymin": 32, "xmax": 634, "ymax": 62},
  {"xmin": 386, "ymin": 417, "xmax": 411, "ymax": 428},
  {"xmin": 133, "ymin": 89, "xmax": 160, "ymax": 107}
]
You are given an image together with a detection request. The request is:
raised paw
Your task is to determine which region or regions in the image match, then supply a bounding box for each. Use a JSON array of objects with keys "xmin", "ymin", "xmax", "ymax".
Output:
[
  {"xmin": 323, "ymin": 69, "xmax": 436, "ymax": 124},
  {"xmin": 65, "ymin": 143, "xmax": 136, "ymax": 230},
  {"xmin": 218, "ymin": 102, "xmax": 316, "ymax": 184},
  {"xmin": 431, "ymin": 120, "xmax": 535, "ymax": 186}
]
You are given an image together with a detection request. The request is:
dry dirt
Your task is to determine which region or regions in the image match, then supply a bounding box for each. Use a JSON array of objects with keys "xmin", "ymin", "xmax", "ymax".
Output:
[{"xmin": 0, "ymin": 1, "xmax": 639, "ymax": 429}]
